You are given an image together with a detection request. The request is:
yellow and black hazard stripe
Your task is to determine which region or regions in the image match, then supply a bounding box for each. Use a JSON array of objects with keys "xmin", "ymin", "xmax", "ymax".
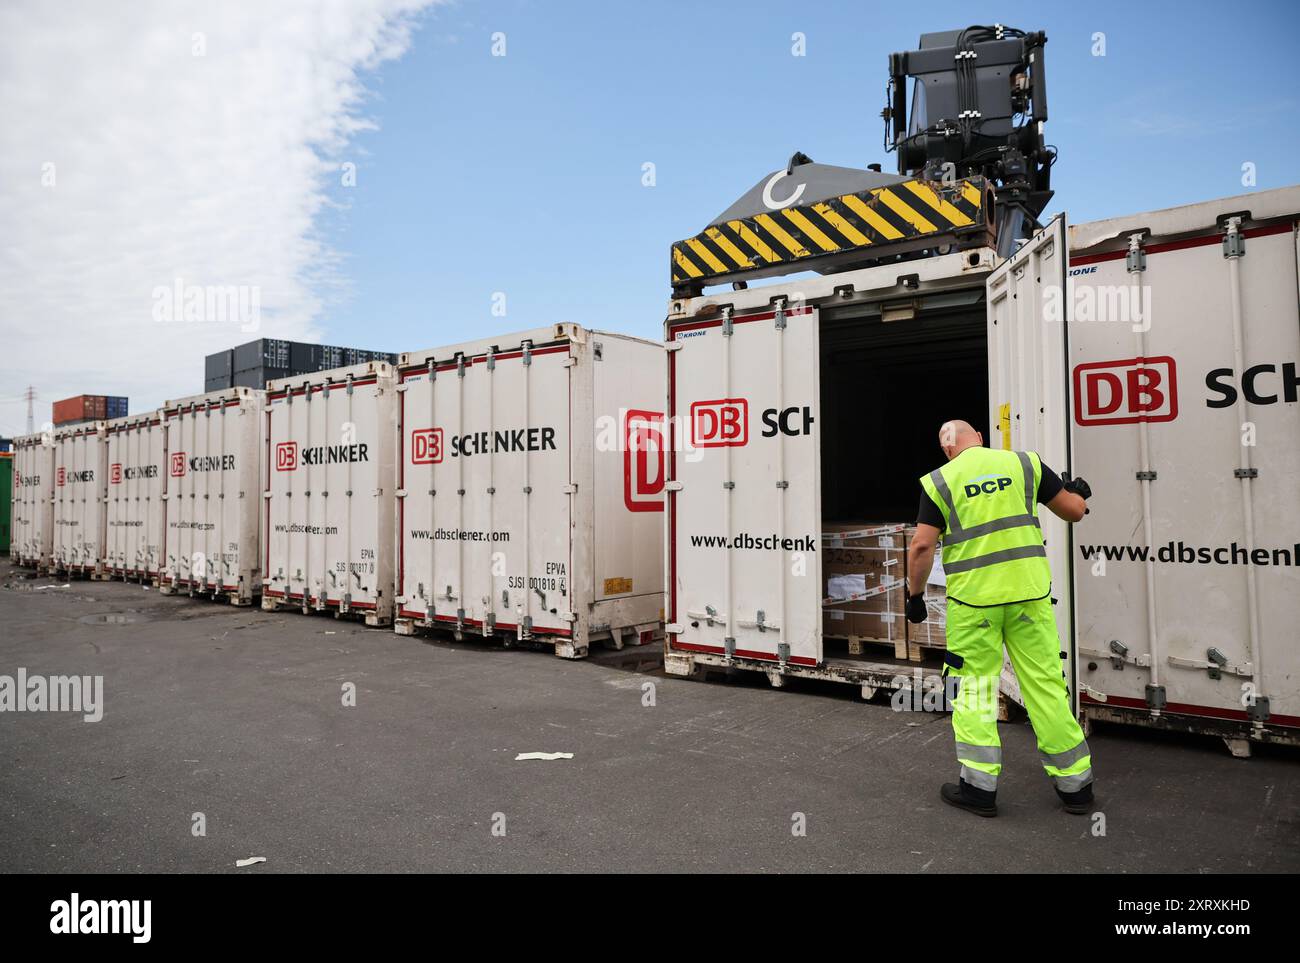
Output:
[{"xmin": 670, "ymin": 177, "xmax": 988, "ymax": 289}]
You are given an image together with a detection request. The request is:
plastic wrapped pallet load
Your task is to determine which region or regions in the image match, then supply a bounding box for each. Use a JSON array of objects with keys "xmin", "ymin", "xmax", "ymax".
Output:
[{"xmin": 821, "ymin": 523, "xmax": 907, "ymax": 657}]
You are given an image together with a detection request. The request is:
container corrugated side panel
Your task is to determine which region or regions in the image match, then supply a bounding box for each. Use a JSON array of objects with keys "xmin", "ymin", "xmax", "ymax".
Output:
[
  {"xmin": 53, "ymin": 424, "xmax": 108, "ymax": 574},
  {"xmin": 11, "ymin": 435, "xmax": 55, "ymax": 566},
  {"xmin": 396, "ymin": 335, "xmax": 572, "ymax": 639},
  {"xmin": 105, "ymin": 414, "xmax": 166, "ymax": 579},
  {"xmin": 1069, "ymin": 188, "xmax": 1300, "ymax": 734},
  {"xmin": 264, "ymin": 363, "xmax": 396, "ymax": 621},
  {"xmin": 162, "ymin": 387, "xmax": 263, "ymax": 602}
]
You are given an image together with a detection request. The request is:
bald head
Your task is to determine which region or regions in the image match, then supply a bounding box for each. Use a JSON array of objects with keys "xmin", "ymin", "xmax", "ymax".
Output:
[{"xmin": 938, "ymin": 420, "xmax": 983, "ymax": 460}]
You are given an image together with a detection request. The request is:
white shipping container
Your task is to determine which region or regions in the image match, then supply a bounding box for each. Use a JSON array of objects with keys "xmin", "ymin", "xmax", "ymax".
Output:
[
  {"xmin": 161, "ymin": 386, "xmax": 264, "ymax": 604},
  {"xmin": 263, "ymin": 362, "xmax": 396, "ymax": 625},
  {"xmin": 1066, "ymin": 186, "xmax": 1300, "ymax": 752},
  {"xmin": 53, "ymin": 422, "xmax": 109, "ymax": 576},
  {"xmin": 664, "ymin": 185, "xmax": 1300, "ymax": 752},
  {"xmin": 394, "ymin": 324, "xmax": 664, "ymax": 658},
  {"xmin": 104, "ymin": 412, "xmax": 167, "ymax": 581},
  {"xmin": 11, "ymin": 433, "xmax": 56, "ymax": 570}
]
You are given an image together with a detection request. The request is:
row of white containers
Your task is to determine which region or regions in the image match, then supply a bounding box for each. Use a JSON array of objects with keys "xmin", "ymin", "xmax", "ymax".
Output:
[
  {"xmin": 11, "ymin": 388, "xmax": 264, "ymax": 601},
  {"xmin": 662, "ymin": 185, "xmax": 1300, "ymax": 753},
  {"xmin": 10, "ymin": 325, "xmax": 665, "ymax": 655},
  {"xmin": 10, "ymin": 186, "xmax": 1294, "ymax": 751}
]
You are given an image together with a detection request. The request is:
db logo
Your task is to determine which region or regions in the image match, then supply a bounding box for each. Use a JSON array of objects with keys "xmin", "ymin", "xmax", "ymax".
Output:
[
  {"xmin": 965, "ymin": 476, "xmax": 1014, "ymax": 497},
  {"xmin": 110, "ymin": 463, "xmax": 123, "ymax": 485},
  {"xmin": 56, "ymin": 467, "xmax": 65, "ymax": 487},
  {"xmin": 170, "ymin": 452, "xmax": 187, "ymax": 477},
  {"xmin": 1074, "ymin": 356, "xmax": 1177, "ymax": 426},
  {"xmin": 690, "ymin": 398, "xmax": 747, "ymax": 448},
  {"xmin": 624, "ymin": 410, "xmax": 664, "ymax": 513},
  {"xmin": 411, "ymin": 428, "xmax": 443, "ymax": 465},
  {"xmin": 276, "ymin": 442, "xmax": 298, "ymax": 471}
]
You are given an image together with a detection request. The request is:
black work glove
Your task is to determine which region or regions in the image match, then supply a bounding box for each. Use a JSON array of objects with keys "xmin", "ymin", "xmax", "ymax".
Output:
[
  {"xmin": 1061, "ymin": 473, "xmax": 1092, "ymax": 500},
  {"xmin": 905, "ymin": 591, "xmax": 928, "ymax": 624}
]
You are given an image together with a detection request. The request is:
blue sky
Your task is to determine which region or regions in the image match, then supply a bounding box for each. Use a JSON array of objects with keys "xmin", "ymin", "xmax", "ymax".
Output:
[
  {"xmin": 319, "ymin": 0, "xmax": 1300, "ymax": 354},
  {"xmin": 4, "ymin": 0, "xmax": 1297, "ymax": 434}
]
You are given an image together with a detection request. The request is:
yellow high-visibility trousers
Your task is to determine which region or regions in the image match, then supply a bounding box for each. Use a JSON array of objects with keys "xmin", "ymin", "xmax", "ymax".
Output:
[{"xmin": 945, "ymin": 596, "xmax": 1092, "ymax": 794}]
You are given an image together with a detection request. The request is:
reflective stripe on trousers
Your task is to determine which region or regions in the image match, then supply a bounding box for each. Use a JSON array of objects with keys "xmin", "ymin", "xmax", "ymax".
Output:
[{"xmin": 1041, "ymin": 738, "xmax": 1093, "ymax": 792}]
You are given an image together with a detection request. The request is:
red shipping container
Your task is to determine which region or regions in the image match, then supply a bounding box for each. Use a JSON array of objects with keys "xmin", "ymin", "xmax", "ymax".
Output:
[{"xmin": 53, "ymin": 394, "xmax": 110, "ymax": 426}]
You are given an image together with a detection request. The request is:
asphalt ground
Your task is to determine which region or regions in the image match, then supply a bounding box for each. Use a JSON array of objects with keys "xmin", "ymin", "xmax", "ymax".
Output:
[{"xmin": 2, "ymin": 561, "xmax": 1297, "ymax": 873}]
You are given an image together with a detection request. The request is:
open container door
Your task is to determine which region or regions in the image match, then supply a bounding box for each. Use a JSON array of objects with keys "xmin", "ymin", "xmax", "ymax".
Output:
[
  {"xmin": 668, "ymin": 302, "xmax": 823, "ymax": 667},
  {"xmin": 985, "ymin": 214, "xmax": 1078, "ymax": 712}
]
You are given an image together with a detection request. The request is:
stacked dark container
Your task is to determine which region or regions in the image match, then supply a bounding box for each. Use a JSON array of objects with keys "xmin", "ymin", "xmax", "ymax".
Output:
[{"xmin": 204, "ymin": 339, "xmax": 397, "ymax": 392}]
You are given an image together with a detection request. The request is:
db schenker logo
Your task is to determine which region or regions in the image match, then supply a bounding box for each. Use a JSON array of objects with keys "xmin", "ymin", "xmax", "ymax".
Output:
[
  {"xmin": 410, "ymin": 428, "xmax": 443, "ymax": 465},
  {"xmin": 276, "ymin": 442, "xmax": 298, "ymax": 471},
  {"xmin": 690, "ymin": 398, "xmax": 747, "ymax": 447},
  {"xmin": 624, "ymin": 410, "xmax": 664, "ymax": 513},
  {"xmin": 170, "ymin": 452, "xmax": 187, "ymax": 477},
  {"xmin": 1074, "ymin": 357, "xmax": 1177, "ymax": 426}
]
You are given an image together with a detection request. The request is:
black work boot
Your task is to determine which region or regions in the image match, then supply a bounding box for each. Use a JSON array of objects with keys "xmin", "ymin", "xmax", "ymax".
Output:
[
  {"xmin": 940, "ymin": 779, "xmax": 997, "ymax": 818},
  {"xmin": 1056, "ymin": 783, "xmax": 1094, "ymax": 815}
]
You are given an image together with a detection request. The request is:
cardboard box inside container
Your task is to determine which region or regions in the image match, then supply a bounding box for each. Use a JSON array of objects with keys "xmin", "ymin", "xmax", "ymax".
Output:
[
  {"xmin": 822, "ymin": 522, "xmax": 906, "ymax": 642},
  {"xmin": 904, "ymin": 524, "xmax": 947, "ymax": 648}
]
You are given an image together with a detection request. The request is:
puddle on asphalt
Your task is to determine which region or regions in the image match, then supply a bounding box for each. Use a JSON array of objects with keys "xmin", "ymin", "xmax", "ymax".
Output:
[{"xmin": 78, "ymin": 612, "xmax": 149, "ymax": 625}]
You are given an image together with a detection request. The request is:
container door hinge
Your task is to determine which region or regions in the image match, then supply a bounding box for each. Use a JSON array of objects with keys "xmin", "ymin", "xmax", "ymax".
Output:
[
  {"xmin": 774, "ymin": 299, "xmax": 787, "ymax": 329},
  {"xmin": 776, "ymin": 480, "xmax": 789, "ymax": 489},
  {"xmin": 486, "ymin": 350, "xmax": 495, "ymax": 371},
  {"xmin": 666, "ymin": 341, "xmax": 683, "ymax": 353},
  {"xmin": 721, "ymin": 308, "xmax": 734, "ymax": 336},
  {"xmin": 1222, "ymin": 218, "xmax": 1246, "ymax": 259},
  {"xmin": 1233, "ymin": 467, "xmax": 1258, "ymax": 479},
  {"xmin": 724, "ymin": 636, "xmax": 736, "ymax": 658},
  {"xmin": 456, "ymin": 355, "xmax": 466, "ymax": 378},
  {"xmin": 722, "ymin": 480, "xmax": 734, "ymax": 490},
  {"xmin": 755, "ymin": 609, "xmax": 767, "ymax": 632},
  {"xmin": 664, "ymin": 480, "xmax": 683, "ymax": 492},
  {"xmin": 777, "ymin": 642, "xmax": 790, "ymax": 663},
  {"xmin": 1135, "ymin": 470, "xmax": 1156, "ymax": 481},
  {"xmin": 1247, "ymin": 696, "xmax": 1270, "ymax": 722},
  {"xmin": 521, "ymin": 342, "xmax": 532, "ymax": 366},
  {"xmin": 1125, "ymin": 233, "xmax": 1147, "ymax": 273},
  {"xmin": 1145, "ymin": 684, "xmax": 1167, "ymax": 710}
]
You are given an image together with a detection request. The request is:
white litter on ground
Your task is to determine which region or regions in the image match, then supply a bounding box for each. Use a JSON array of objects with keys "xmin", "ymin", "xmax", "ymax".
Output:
[
  {"xmin": 34, "ymin": 584, "xmax": 71, "ymax": 591},
  {"xmin": 515, "ymin": 752, "xmax": 574, "ymax": 761},
  {"xmin": 235, "ymin": 856, "xmax": 266, "ymax": 867}
]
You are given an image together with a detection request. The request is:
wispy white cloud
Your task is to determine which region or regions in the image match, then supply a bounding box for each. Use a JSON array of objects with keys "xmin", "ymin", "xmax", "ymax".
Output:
[{"xmin": 0, "ymin": 0, "xmax": 438, "ymax": 435}]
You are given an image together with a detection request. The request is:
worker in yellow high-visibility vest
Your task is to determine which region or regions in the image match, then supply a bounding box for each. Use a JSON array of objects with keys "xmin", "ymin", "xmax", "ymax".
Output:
[{"xmin": 906, "ymin": 419, "xmax": 1094, "ymax": 818}]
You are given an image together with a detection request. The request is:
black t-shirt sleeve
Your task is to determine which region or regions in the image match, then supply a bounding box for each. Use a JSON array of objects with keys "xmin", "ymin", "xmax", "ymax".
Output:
[
  {"xmin": 1037, "ymin": 460, "xmax": 1064, "ymax": 504},
  {"xmin": 916, "ymin": 488, "xmax": 945, "ymax": 528}
]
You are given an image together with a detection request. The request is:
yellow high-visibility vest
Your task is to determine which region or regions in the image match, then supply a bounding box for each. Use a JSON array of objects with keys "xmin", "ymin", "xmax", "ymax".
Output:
[{"xmin": 918, "ymin": 447, "xmax": 1051, "ymax": 606}]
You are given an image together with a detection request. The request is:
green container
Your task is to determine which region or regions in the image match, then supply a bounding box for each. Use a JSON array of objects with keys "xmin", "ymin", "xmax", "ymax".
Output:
[{"xmin": 0, "ymin": 453, "xmax": 11, "ymax": 554}]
